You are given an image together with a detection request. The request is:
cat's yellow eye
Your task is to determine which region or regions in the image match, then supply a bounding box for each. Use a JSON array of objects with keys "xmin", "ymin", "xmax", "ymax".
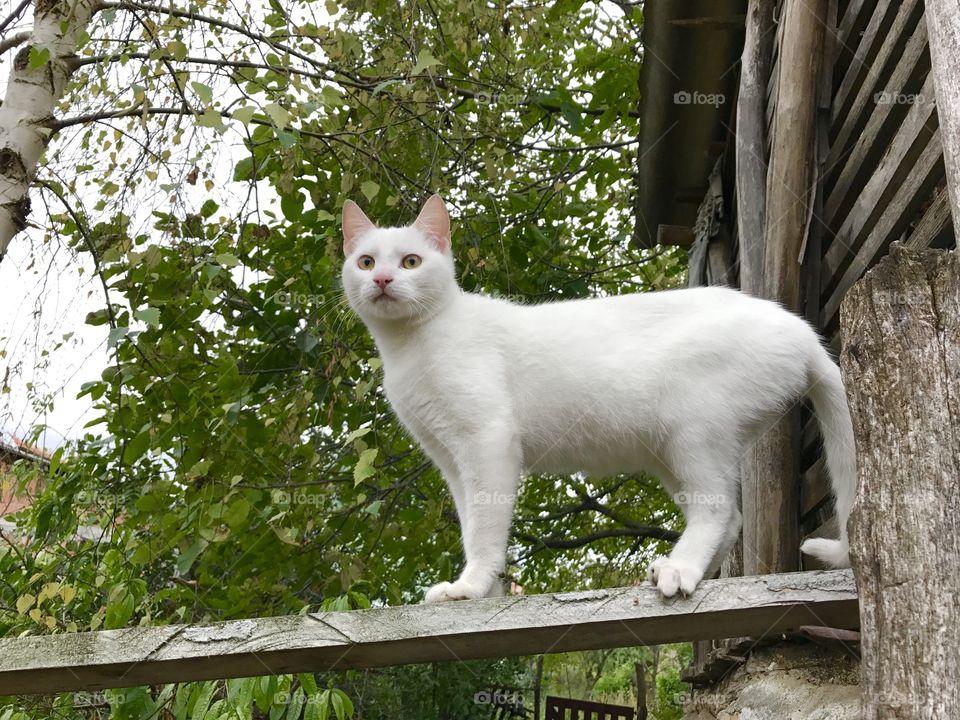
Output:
[
  {"xmin": 358, "ymin": 255, "xmax": 375, "ymax": 270},
  {"xmin": 402, "ymin": 254, "xmax": 422, "ymax": 269}
]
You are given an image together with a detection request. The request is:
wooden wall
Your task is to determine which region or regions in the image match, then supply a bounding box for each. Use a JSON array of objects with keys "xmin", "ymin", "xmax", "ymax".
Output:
[{"xmin": 800, "ymin": 0, "xmax": 955, "ymax": 543}]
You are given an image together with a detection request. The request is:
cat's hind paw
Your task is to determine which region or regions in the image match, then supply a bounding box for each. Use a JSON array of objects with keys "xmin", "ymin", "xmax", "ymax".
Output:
[
  {"xmin": 646, "ymin": 558, "xmax": 702, "ymax": 598},
  {"xmin": 424, "ymin": 579, "xmax": 485, "ymax": 603}
]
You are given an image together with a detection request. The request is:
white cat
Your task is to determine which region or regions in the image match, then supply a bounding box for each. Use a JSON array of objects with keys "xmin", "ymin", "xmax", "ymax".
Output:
[{"xmin": 340, "ymin": 195, "xmax": 855, "ymax": 601}]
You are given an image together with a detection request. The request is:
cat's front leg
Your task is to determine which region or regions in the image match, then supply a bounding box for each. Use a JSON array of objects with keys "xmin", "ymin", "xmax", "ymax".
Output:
[{"xmin": 424, "ymin": 424, "xmax": 521, "ymax": 603}]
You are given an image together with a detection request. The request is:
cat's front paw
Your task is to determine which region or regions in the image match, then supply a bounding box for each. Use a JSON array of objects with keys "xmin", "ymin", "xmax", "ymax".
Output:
[
  {"xmin": 424, "ymin": 579, "xmax": 486, "ymax": 603},
  {"xmin": 646, "ymin": 558, "xmax": 702, "ymax": 598}
]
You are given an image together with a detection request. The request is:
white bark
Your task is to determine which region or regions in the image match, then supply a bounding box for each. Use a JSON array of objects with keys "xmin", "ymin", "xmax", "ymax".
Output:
[{"xmin": 0, "ymin": 0, "xmax": 99, "ymax": 260}]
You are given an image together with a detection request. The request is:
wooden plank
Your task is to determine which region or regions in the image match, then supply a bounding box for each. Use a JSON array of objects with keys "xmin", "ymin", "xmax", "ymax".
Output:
[
  {"xmin": 829, "ymin": 0, "xmax": 924, "ymax": 166},
  {"xmin": 835, "ymin": 0, "xmax": 872, "ymax": 80},
  {"xmin": 830, "ymin": 0, "xmax": 901, "ymax": 135},
  {"xmin": 822, "ymin": 129, "xmax": 944, "ymax": 328},
  {"xmin": 826, "ymin": 57, "xmax": 934, "ymax": 232},
  {"xmin": 801, "ymin": 456, "xmax": 830, "ymax": 516},
  {"xmin": 925, "ymin": 0, "xmax": 960, "ymax": 239},
  {"xmin": 822, "ymin": 74, "xmax": 938, "ymax": 297},
  {"xmin": 905, "ymin": 185, "xmax": 952, "ymax": 249},
  {"xmin": 0, "ymin": 571, "xmax": 859, "ymax": 696}
]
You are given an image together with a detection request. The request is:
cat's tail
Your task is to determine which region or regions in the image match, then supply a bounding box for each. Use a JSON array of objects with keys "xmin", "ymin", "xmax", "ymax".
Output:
[{"xmin": 799, "ymin": 345, "xmax": 856, "ymax": 568}]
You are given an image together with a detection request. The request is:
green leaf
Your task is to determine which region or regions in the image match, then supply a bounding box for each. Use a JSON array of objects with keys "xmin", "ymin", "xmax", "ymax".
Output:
[
  {"xmin": 134, "ymin": 307, "xmax": 161, "ymax": 328},
  {"xmin": 176, "ymin": 540, "xmax": 207, "ymax": 574},
  {"xmin": 122, "ymin": 430, "xmax": 151, "ymax": 464},
  {"xmin": 360, "ymin": 181, "xmax": 379, "ymax": 202},
  {"xmin": 104, "ymin": 591, "xmax": 135, "ymax": 628},
  {"xmin": 215, "ymin": 253, "xmax": 240, "ymax": 267},
  {"xmin": 232, "ymin": 105, "xmax": 256, "ymax": 125},
  {"xmin": 197, "ymin": 110, "xmax": 223, "ymax": 128},
  {"xmin": 28, "ymin": 46, "xmax": 50, "ymax": 70},
  {"xmin": 329, "ymin": 690, "xmax": 353, "ymax": 720},
  {"xmin": 343, "ymin": 427, "xmax": 370, "ymax": 445},
  {"xmin": 264, "ymin": 102, "xmax": 290, "ymax": 127},
  {"xmin": 168, "ymin": 40, "xmax": 188, "ymax": 61},
  {"xmin": 107, "ymin": 326, "xmax": 129, "ymax": 348},
  {"xmin": 411, "ymin": 49, "xmax": 440, "ymax": 75},
  {"xmin": 353, "ymin": 448, "xmax": 377, "ymax": 485},
  {"xmin": 190, "ymin": 81, "xmax": 214, "ymax": 105},
  {"xmin": 281, "ymin": 192, "xmax": 305, "ymax": 221}
]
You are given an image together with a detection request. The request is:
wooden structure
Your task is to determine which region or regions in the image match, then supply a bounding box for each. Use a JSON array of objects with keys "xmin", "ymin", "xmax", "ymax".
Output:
[
  {"xmin": 545, "ymin": 696, "xmax": 634, "ymax": 720},
  {"xmin": 0, "ymin": 570, "xmax": 857, "ymax": 696},
  {"xmin": 841, "ymin": 246, "xmax": 960, "ymax": 720},
  {"xmin": 635, "ymin": 0, "xmax": 958, "ymax": 695}
]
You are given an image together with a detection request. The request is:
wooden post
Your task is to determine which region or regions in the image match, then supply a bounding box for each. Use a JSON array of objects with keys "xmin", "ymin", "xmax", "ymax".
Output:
[
  {"xmin": 840, "ymin": 245, "xmax": 960, "ymax": 720},
  {"xmin": 924, "ymin": 0, "xmax": 960, "ymax": 238},
  {"xmin": 635, "ymin": 661, "xmax": 648, "ymax": 720},
  {"xmin": 742, "ymin": 0, "xmax": 827, "ymax": 577},
  {"xmin": 736, "ymin": 0, "xmax": 774, "ymax": 295}
]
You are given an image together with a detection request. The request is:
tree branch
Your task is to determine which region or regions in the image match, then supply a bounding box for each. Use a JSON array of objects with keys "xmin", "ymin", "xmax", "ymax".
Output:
[
  {"xmin": 0, "ymin": 30, "xmax": 30, "ymax": 54},
  {"xmin": 513, "ymin": 526, "xmax": 680, "ymax": 561}
]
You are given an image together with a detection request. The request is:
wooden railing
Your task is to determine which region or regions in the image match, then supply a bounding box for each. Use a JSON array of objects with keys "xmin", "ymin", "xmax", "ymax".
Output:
[{"xmin": 0, "ymin": 570, "xmax": 857, "ymax": 696}]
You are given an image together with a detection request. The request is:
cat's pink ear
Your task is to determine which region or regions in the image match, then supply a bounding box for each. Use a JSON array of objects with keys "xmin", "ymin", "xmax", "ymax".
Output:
[
  {"xmin": 342, "ymin": 200, "xmax": 375, "ymax": 255},
  {"xmin": 413, "ymin": 194, "xmax": 451, "ymax": 253}
]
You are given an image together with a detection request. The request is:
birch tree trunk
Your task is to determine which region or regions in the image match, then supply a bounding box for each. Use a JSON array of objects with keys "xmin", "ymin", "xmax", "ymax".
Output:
[
  {"xmin": 0, "ymin": 0, "xmax": 99, "ymax": 261},
  {"xmin": 840, "ymin": 244, "xmax": 960, "ymax": 720}
]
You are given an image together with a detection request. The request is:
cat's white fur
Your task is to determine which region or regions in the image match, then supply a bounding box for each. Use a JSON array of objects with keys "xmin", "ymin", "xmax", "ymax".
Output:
[{"xmin": 341, "ymin": 195, "xmax": 856, "ymax": 601}]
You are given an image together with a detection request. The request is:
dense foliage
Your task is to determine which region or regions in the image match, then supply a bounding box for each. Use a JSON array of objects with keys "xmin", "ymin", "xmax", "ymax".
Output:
[{"xmin": 0, "ymin": 0, "xmax": 690, "ymax": 716}]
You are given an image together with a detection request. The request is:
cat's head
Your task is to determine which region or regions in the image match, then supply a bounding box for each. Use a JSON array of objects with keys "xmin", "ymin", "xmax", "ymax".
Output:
[{"xmin": 341, "ymin": 194, "xmax": 457, "ymax": 323}]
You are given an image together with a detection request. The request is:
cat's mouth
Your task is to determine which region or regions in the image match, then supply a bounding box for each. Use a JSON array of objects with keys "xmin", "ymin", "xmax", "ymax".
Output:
[{"xmin": 373, "ymin": 291, "xmax": 395, "ymax": 302}]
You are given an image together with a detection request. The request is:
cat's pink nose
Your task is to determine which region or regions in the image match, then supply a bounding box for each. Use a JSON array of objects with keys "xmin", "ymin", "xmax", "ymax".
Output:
[{"xmin": 373, "ymin": 274, "xmax": 393, "ymax": 288}]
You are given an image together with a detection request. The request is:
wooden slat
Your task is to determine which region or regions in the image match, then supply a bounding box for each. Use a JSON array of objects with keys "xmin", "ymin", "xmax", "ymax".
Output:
[
  {"xmin": 905, "ymin": 185, "xmax": 952, "ymax": 249},
  {"xmin": 822, "ymin": 72, "xmax": 938, "ymax": 296},
  {"xmin": 835, "ymin": 0, "xmax": 873, "ymax": 80},
  {"xmin": 826, "ymin": 55, "xmax": 934, "ymax": 232},
  {"xmin": 801, "ymin": 456, "xmax": 830, "ymax": 516},
  {"xmin": 829, "ymin": 0, "xmax": 924, "ymax": 165},
  {"xmin": 0, "ymin": 571, "xmax": 859, "ymax": 696},
  {"xmin": 822, "ymin": 129, "xmax": 944, "ymax": 328},
  {"xmin": 830, "ymin": 0, "xmax": 901, "ymax": 134}
]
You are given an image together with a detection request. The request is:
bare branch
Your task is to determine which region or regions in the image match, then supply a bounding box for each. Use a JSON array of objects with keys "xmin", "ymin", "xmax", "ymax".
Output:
[{"xmin": 0, "ymin": 30, "xmax": 30, "ymax": 55}]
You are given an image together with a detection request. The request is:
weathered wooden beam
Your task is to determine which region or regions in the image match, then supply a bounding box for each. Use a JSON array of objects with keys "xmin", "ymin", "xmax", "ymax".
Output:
[
  {"xmin": 735, "ymin": 0, "xmax": 774, "ymax": 296},
  {"xmin": 840, "ymin": 245, "xmax": 960, "ymax": 720},
  {"xmin": 0, "ymin": 571, "xmax": 858, "ymax": 696},
  {"xmin": 821, "ymin": 128, "xmax": 943, "ymax": 329},
  {"xmin": 925, "ymin": 0, "xmax": 960, "ymax": 238},
  {"xmin": 905, "ymin": 185, "xmax": 952, "ymax": 249},
  {"xmin": 746, "ymin": 0, "xmax": 828, "ymax": 578}
]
